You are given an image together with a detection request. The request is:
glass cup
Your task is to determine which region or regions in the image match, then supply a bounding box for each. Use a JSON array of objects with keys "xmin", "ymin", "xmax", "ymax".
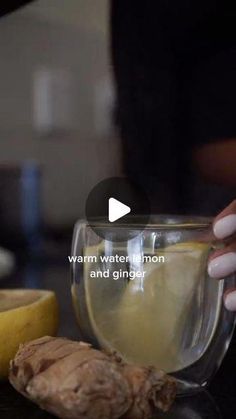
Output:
[{"xmin": 71, "ymin": 216, "xmax": 236, "ymax": 394}]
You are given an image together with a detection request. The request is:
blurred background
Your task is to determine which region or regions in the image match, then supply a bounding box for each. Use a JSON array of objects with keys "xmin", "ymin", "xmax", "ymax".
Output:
[{"xmin": 0, "ymin": 0, "xmax": 121, "ymax": 256}]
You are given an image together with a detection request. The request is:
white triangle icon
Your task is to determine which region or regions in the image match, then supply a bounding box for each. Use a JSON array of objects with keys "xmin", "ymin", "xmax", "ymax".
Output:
[{"xmin": 108, "ymin": 198, "xmax": 131, "ymax": 222}]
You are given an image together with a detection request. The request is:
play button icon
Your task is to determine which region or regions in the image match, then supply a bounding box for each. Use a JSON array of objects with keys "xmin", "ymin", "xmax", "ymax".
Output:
[
  {"xmin": 108, "ymin": 198, "xmax": 131, "ymax": 222},
  {"xmin": 85, "ymin": 177, "xmax": 150, "ymax": 241}
]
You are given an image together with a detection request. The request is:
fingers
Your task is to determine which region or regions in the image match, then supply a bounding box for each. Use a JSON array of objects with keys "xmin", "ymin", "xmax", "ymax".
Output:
[
  {"xmin": 208, "ymin": 246, "xmax": 236, "ymax": 279},
  {"xmin": 224, "ymin": 289, "xmax": 236, "ymax": 312},
  {"xmin": 208, "ymin": 201, "xmax": 236, "ymax": 279},
  {"xmin": 213, "ymin": 200, "xmax": 236, "ymax": 239},
  {"xmin": 208, "ymin": 200, "xmax": 236, "ymax": 311}
]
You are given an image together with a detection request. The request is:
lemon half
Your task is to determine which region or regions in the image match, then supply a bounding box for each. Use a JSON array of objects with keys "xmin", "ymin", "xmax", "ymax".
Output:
[{"xmin": 0, "ymin": 289, "xmax": 59, "ymax": 377}]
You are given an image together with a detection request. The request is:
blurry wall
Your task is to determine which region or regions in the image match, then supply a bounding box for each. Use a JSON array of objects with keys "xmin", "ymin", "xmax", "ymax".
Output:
[{"xmin": 0, "ymin": 0, "xmax": 121, "ymax": 227}]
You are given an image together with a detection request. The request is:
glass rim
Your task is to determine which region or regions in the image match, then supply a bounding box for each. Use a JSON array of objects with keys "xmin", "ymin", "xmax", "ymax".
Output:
[{"xmin": 78, "ymin": 215, "xmax": 213, "ymax": 230}]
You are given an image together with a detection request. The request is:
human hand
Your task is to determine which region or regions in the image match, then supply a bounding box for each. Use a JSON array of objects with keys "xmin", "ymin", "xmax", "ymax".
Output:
[{"xmin": 208, "ymin": 201, "xmax": 236, "ymax": 311}]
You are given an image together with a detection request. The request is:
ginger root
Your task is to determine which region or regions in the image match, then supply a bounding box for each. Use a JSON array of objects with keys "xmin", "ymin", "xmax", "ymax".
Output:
[{"xmin": 9, "ymin": 336, "xmax": 176, "ymax": 419}]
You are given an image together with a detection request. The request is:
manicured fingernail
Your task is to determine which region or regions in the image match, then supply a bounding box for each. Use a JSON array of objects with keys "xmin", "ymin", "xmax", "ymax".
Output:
[
  {"xmin": 224, "ymin": 291, "xmax": 236, "ymax": 311},
  {"xmin": 208, "ymin": 252, "xmax": 236, "ymax": 279},
  {"xmin": 214, "ymin": 214, "xmax": 236, "ymax": 239}
]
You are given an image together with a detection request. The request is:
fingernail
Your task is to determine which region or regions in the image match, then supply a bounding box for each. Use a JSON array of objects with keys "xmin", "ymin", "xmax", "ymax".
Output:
[
  {"xmin": 214, "ymin": 214, "xmax": 236, "ymax": 239},
  {"xmin": 224, "ymin": 291, "xmax": 236, "ymax": 311},
  {"xmin": 208, "ymin": 252, "xmax": 236, "ymax": 279}
]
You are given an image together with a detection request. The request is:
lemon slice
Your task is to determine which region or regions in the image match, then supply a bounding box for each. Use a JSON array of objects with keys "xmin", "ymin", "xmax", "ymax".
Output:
[
  {"xmin": 84, "ymin": 242, "xmax": 211, "ymax": 373},
  {"xmin": 0, "ymin": 289, "xmax": 59, "ymax": 377}
]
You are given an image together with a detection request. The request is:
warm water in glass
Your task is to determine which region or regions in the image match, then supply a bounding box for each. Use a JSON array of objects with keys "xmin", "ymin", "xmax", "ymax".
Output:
[{"xmin": 71, "ymin": 217, "xmax": 236, "ymax": 393}]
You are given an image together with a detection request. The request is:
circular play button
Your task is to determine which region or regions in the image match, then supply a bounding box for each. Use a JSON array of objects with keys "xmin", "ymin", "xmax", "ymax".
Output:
[{"xmin": 85, "ymin": 177, "xmax": 150, "ymax": 241}]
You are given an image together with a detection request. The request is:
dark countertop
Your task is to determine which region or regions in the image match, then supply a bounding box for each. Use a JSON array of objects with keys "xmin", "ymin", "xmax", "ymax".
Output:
[{"xmin": 0, "ymin": 246, "xmax": 235, "ymax": 419}]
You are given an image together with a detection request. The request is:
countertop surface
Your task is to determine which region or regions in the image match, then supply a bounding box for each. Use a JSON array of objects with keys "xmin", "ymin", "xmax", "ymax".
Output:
[{"xmin": 0, "ymin": 245, "xmax": 235, "ymax": 419}]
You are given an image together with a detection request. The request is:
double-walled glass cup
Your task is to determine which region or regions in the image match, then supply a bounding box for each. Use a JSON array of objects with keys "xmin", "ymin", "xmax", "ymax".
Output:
[{"xmin": 71, "ymin": 216, "xmax": 236, "ymax": 394}]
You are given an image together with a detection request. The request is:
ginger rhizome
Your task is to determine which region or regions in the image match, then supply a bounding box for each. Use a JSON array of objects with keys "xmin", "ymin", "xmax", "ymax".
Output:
[{"xmin": 9, "ymin": 336, "xmax": 176, "ymax": 419}]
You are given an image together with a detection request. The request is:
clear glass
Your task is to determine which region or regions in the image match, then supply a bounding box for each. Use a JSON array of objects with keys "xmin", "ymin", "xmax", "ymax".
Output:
[{"xmin": 71, "ymin": 216, "xmax": 236, "ymax": 394}]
